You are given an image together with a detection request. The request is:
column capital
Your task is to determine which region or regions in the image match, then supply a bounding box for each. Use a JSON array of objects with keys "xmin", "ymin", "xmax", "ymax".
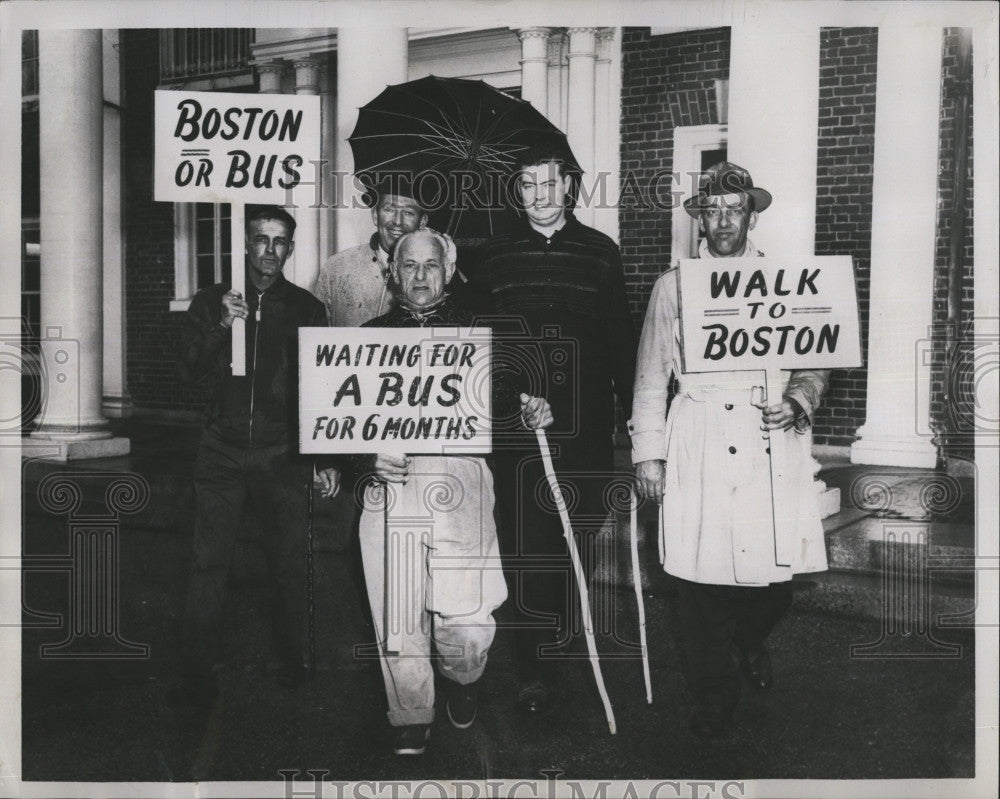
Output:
[
  {"xmin": 547, "ymin": 30, "xmax": 566, "ymax": 66},
  {"xmin": 516, "ymin": 27, "xmax": 553, "ymax": 42},
  {"xmin": 293, "ymin": 56, "xmax": 323, "ymax": 95},
  {"xmin": 256, "ymin": 59, "xmax": 287, "ymax": 93},
  {"xmin": 567, "ymin": 27, "xmax": 598, "ymax": 58},
  {"xmin": 596, "ymin": 27, "xmax": 615, "ymax": 62}
]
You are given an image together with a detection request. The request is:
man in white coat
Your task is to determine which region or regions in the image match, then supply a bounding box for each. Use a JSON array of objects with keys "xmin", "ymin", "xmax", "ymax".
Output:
[{"xmin": 630, "ymin": 162, "xmax": 829, "ymax": 738}]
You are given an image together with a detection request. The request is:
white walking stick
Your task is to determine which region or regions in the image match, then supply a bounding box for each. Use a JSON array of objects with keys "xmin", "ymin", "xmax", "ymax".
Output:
[
  {"xmin": 534, "ymin": 429, "xmax": 616, "ymax": 735},
  {"xmin": 629, "ymin": 487, "xmax": 652, "ymax": 704}
]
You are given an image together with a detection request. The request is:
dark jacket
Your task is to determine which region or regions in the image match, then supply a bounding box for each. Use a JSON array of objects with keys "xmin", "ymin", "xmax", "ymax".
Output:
[
  {"xmin": 178, "ymin": 273, "xmax": 327, "ymax": 449},
  {"xmin": 465, "ymin": 213, "xmax": 637, "ymax": 467}
]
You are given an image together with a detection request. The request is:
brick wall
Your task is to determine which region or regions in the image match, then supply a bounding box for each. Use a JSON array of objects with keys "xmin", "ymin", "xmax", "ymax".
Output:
[
  {"xmin": 929, "ymin": 28, "xmax": 975, "ymax": 462},
  {"xmin": 619, "ymin": 27, "xmax": 730, "ymax": 321},
  {"xmin": 811, "ymin": 28, "xmax": 879, "ymax": 446},
  {"xmin": 122, "ymin": 30, "xmax": 209, "ymax": 416}
]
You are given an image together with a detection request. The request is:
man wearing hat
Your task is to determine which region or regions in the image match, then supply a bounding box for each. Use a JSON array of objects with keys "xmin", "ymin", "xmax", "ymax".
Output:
[
  {"xmin": 314, "ymin": 176, "xmax": 430, "ymax": 327},
  {"xmin": 630, "ymin": 162, "xmax": 829, "ymax": 738}
]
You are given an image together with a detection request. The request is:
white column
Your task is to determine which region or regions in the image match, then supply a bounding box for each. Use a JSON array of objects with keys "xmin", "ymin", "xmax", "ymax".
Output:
[
  {"xmin": 727, "ymin": 14, "xmax": 839, "ymax": 514},
  {"xmin": 727, "ymin": 14, "xmax": 819, "ymax": 258},
  {"xmin": 32, "ymin": 30, "xmax": 128, "ymax": 459},
  {"xmin": 851, "ymin": 25, "xmax": 942, "ymax": 468},
  {"xmin": 517, "ymin": 28, "xmax": 551, "ymax": 116},
  {"xmin": 318, "ymin": 59, "xmax": 336, "ymax": 265},
  {"xmin": 287, "ymin": 57, "xmax": 323, "ymax": 292},
  {"xmin": 591, "ymin": 28, "xmax": 618, "ymax": 241},
  {"xmin": 335, "ymin": 29, "xmax": 408, "ymax": 251},
  {"xmin": 101, "ymin": 30, "xmax": 130, "ymax": 418},
  {"xmin": 547, "ymin": 30, "xmax": 567, "ymax": 131},
  {"xmin": 567, "ymin": 27, "xmax": 597, "ymax": 225}
]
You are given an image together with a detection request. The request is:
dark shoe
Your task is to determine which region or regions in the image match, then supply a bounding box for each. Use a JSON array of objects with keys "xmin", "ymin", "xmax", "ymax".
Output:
[
  {"xmin": 739, "ymin": 644, "xmax": 773, "ymax": 690},
  {"xmin": 446, "ymin": 681, "xmax": 479, "ymax": 729},
  {"xmin": 167, "ymin": 673, "xmax": 219, "ymax": 709},
  {"xmin": 689, "ymin": 705, "xmax": 731, "ymax": 739},
  {"xmin": 392, "ymin": 724, "xmax": 430, "ymax": 756},
  {"xmin": 275, "ymin": 661, "xmax": 307, "ymax": 688},
  {"xmin": 517, "ymin": 679, "xmax": 551, "ymax": 714}
]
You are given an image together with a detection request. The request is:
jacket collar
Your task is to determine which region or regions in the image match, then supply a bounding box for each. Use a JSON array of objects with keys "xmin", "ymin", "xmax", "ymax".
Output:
[{"xmin": 516, "ymin": 210, "xmax": 579, "ymax": 245}]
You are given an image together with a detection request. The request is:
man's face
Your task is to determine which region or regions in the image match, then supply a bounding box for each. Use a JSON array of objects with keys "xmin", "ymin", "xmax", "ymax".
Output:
[
  {"xmin": 518, "ymin": 161, "xmax": 572, "ymax": 229},
  {"xmin": 246, "ymin": 217, "xmax": 294, "ymax": 284},
  {"xmin": 698, "ymin": 194, "xmax": 757, "ymax": 257},
  {"xmin": 372, "ymin": 194, "xmax": 427, "ymax": 252},
  {"xmin": 391, "ymin": 235, "xmax": 454, "ymax": 309}
]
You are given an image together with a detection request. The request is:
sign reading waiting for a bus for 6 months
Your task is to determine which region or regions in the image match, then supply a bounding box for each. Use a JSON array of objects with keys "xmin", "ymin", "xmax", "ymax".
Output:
[{"xmin": 677, "ymin": 255, "xmax": 861, "ymax": 373}]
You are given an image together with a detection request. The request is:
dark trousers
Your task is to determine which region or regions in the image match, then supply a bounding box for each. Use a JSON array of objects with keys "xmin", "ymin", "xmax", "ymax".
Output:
[
  {"xmin": 180, "ymin": 430, "xmax": 310, "ymax": 677},
  {"xmin": 672, "ymin": 577, "xmax": 793, "ymax": 711},
  {"xmin": 493, "ymin": 448, "xmax": 612, "ymax": 684}
]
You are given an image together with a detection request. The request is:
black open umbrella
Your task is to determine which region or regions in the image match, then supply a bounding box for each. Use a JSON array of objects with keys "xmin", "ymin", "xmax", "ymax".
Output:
[{"xmin": 349, "ymin": 75, "xmax": 578, "ymax": 240}]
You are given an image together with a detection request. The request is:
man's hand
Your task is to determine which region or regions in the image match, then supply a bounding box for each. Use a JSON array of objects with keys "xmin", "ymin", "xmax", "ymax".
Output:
[
  {"xmin": 374, "ymin": 453, "xmax": 411, "ymax": 484},
  {"xmin": 315, "ymin": 467, "xmax": 340, "ymax": 499},
  {"xmin": 635, "ymin": 459, "xmax": 665, "ymax": 503},
  {"xmin": 520, "ymin": 393, "xmax": 554, "ymax": 430},
  {"xmin": 219, "ymin": 290, "xmax": 249, "ymax": 328},
  {"xmin": 759, "ymin": 398, "xmax": 804, "ymax": 432}
]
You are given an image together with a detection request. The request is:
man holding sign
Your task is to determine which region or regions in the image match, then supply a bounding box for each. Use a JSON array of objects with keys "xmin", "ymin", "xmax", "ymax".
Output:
[
  {"xmin": 173, "ymin": 205, "xmax": 337, "ymax": 707},
  {"xmin": 630, "ymin": 163, "xmax": 831, "ymax": 738},
  {"xmin": 342, "ymin": 228, "xmax": 553, "ymax": 755}
]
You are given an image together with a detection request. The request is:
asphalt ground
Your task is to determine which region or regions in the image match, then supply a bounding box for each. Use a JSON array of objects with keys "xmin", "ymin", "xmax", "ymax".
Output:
[{"xmin": 19, "ymin": 511, "xmax": 976, "ymax": 784}]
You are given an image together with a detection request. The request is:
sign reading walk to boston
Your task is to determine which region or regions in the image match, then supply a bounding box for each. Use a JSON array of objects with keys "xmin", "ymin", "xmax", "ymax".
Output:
[
  {"xmin": 678, "ymin": 255, "xmax": 861, "ymax": 373},
  {"xmin": 299, "ymin": 327, "xmax": 493, "ymax": 455},
  {"xmin": 154, "ymin": 89, "xmax": 321, "ymax": 204}
]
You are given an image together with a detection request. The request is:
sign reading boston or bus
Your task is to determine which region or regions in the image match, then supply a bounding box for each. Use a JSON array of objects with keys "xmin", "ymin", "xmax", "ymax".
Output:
[
  {"xmin": 154, "ymin": 89, "xmax": 320, "ymax": 204},
  {"xmin": 677, "ymin": 255, "xmax": 862, "ymax": 373}
]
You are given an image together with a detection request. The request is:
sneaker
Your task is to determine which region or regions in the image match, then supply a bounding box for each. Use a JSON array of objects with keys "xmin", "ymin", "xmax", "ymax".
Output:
[
  {"xmin": 392, "ymin": 724, "xmax": 430, "ymax": 755},
  {"xmin": 446, "ymin": 681, "xmax": 479, "ymax": 729}
]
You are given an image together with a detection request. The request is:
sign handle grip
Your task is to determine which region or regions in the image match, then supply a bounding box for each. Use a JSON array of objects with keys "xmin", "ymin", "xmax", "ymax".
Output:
[
  {"xmin": 230, "ymin": 203, "xmax": 246, "ymax": 376},
  {"xmin": 763, "ymin": 369, "xmax": 794, "ymax": 567}
]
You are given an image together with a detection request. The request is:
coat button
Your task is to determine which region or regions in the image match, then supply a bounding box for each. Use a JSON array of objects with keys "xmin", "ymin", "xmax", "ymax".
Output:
[
  {"xmin": 728, "ymin": 446, "xmax": 737, "ymax": 454},
  {"xmin": 765, "ymin": 447, "xmax": 771, "ymax": 455},
  {"xmin": 725, "ymin": 403, "xmax": 733, "ymax": 410}
]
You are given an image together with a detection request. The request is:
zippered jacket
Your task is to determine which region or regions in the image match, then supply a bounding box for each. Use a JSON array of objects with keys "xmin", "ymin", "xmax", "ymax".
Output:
[{"xmin": 178, "ymin": 273, "xmax": 328, "ymax": 449}]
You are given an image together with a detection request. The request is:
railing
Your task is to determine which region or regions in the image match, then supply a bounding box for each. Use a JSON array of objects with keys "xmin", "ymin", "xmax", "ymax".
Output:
[{"xmin": 159, "ymin": 29, "xmax": 255, "ymax": 82}]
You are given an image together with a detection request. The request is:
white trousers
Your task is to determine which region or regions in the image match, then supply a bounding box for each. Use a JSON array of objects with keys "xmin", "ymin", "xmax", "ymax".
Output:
[{"xmin": 359, "ymin": 455, "xmax": 507, "ymax": 727}]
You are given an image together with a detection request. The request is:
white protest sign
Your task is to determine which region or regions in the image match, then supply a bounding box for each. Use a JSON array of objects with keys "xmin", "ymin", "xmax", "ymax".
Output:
[
  {"xmin": 153, "ymin": 89, "xmax": 320, "ymax": 205},
  {"xmin": 299, "ymin": 327, "xmax": 493, "ymax": 455},
  {"xmin": 678, "ymin": 255, "xmax": 862, "ymax": 373}
]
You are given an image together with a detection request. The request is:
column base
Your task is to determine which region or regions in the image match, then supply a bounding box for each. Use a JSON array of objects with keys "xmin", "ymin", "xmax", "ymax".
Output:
[
  {"xmin": 26, "ymin": 431, "xmax": 130, "ymax": 462},
  {"xmin": 850, "ymin": 435, "xmax": 938, "ymax": 469}
]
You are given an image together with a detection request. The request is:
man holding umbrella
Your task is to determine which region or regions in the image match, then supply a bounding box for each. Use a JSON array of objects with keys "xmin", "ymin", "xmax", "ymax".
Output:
[{"xmin": 469, "ymin": 141, "xmax": 638, "ymax": 714}]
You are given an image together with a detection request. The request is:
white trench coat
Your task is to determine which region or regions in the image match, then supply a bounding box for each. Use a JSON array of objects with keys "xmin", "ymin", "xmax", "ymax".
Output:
[{"xmin": 629, "ymin": 257, "xmax": 830, "ymax": 586}]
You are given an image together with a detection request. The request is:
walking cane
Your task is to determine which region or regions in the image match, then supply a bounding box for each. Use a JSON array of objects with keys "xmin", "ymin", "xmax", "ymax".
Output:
[
  {"xmin": 306, "ymin": 471, "xmax": 316, "ymax": 678},
  {"xmin": 629, "ymin": 486, "xmax": 652, "ymax": 704},
  {"xmin": 534, "ymin": 429, "xmax": 617, "ymax": 735}
]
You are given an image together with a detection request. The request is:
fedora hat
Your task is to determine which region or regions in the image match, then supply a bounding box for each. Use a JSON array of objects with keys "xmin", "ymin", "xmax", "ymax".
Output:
[{"xmin": 683, "ymin": 161, "xmax": 772, "ymax": 218}]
